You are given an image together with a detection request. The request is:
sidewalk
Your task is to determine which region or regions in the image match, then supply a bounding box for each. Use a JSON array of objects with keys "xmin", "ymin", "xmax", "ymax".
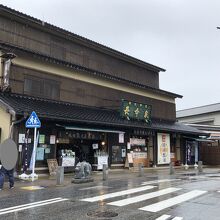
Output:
[
  {"xmin": 0, "ymin": 166, "xmax": 219, "ymax": 195},
  {"xmin": 18, "ymin": 166, "xmax": 220, "ymax": 186}
]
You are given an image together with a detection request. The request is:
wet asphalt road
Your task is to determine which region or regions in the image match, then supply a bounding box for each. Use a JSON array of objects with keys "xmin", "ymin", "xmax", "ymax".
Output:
[{"xmin": 1, "ymin": 171, "xmax": 220, "ymax": 220}]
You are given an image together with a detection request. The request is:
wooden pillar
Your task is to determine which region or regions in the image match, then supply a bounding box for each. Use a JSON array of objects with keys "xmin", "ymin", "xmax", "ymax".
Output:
[{"xmin": 153, "ymin": 132, "xmax": 157, "ymax": 167}]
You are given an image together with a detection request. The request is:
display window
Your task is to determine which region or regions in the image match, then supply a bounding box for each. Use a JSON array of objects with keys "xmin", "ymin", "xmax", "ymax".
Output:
[{"xmin": 129, "ymin": 137, "xmax": 149, "ymax": 167}]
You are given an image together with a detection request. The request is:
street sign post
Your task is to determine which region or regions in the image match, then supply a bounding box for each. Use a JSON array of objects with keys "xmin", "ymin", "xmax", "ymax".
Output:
[{"xmin": 25, "ymin": 111, "xmax": 41, "ymax": 181}]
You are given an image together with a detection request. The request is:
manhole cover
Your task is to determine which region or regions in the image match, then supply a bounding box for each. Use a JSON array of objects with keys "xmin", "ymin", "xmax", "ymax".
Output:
[{"xmin": 87, "ymin": 210, "xmax": 118, "ymax": 218}]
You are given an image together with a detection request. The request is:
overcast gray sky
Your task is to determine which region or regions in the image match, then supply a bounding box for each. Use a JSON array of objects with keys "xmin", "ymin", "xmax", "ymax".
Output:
[{"xmin": 1, "ymin": 0, "xmax": 220, "ymax": 110}]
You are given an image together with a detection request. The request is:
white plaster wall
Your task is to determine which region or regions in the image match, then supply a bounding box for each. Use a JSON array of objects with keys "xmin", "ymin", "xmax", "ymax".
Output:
[{"xmin": 0, "ymin": 107, "xmax": 11, "ymax": 143}]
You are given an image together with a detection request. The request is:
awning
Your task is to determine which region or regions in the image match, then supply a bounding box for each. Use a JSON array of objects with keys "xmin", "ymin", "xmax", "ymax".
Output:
[
  {"xmin": 208, "ymin": 133, "xmax": 220, "ymax": 140},
  {"xmin": 0, "ymin": 92, "xmax": 204, "ymax": 135},
  {"xmin": 183, "ymin": 136, "xmax": 213, "ymax": 142},
  {"xmin": 56, "ymin": 124, "xmax": 125, "ymax": 134}
]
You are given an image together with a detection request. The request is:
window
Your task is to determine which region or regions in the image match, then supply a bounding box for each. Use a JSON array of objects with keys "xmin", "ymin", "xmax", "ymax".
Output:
[{"xmin": 24, "ymin": 77, "xmax": 60, "ymax": 99}]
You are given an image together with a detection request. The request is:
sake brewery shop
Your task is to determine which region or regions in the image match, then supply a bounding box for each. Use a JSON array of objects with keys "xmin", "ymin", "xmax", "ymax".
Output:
[{"xmin": 0, "ymin": 5, "xmax": 202, "ymax": 174}]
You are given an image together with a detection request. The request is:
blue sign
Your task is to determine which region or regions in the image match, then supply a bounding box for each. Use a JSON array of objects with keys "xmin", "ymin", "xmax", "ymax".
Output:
[{"xmin": 25, "ymin": 111, "xmax": 41, "ymax": 128}]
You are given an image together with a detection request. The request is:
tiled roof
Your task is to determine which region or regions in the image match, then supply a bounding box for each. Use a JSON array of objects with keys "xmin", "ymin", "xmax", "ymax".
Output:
[
  {"xmin": 0, "ymin": 4, "xmax": 165, "ymax": 72},
  {"xmin": 0, "ymin": 41, "xmax": 182, "ymax": 99},
  {"xmin": 0, "ymin": 93, "xmax": 202, "ymax": 135}
]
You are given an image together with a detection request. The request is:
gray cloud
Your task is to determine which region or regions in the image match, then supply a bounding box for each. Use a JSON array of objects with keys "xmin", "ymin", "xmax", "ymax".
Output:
[{"xmin": 1, "ymin": 0, "xmax": 220, "ymax": 110}]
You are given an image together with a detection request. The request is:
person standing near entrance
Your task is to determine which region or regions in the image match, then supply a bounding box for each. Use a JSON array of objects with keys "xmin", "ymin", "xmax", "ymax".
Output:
[{"xmin": 0, "ymin": 164, "xmax": 14, "ymax": 190}]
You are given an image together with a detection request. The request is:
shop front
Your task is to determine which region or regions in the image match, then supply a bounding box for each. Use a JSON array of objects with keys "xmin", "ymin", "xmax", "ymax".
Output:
[
  {"xmin": 129, "ymin": 137, "xmax": 148, "ymax": 167},
  {"xmin": 56, "ymin": 128, "xmax": 108, "ymax": 171},
  {"xmin": 0, "ymin": 93, "xmax": 205, "ymax": 174}
]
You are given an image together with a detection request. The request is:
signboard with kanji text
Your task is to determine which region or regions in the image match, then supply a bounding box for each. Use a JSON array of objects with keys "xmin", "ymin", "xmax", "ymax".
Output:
[{"xmin": 120, "ymin": 100, "xmax": 152, "ymax": 124}]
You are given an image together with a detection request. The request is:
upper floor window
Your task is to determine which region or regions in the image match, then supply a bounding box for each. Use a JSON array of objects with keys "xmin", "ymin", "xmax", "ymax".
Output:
[{"xmin": 24, "ymin": 76, "xmax": 60, "ymax": 100}]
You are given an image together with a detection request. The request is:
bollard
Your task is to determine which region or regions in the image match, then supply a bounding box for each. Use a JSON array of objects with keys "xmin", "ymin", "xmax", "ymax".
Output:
[
  {"xmin": 138, "ymin": 163, "xmax": 144, "ymax": 177},
  {"xmin": 198, "ymin": 161, "xmax": 203, "ymax": 173},
  {"xmin": 103, "ymin": 164, "xmax": 108, "ymax": 181},
  {"xmin": 169, "ymin": 162, "xmax": 175, "ymax": 175},
  {"xmin": 56, "ymin": 166, "xmax": 64, "ymax": 185}
]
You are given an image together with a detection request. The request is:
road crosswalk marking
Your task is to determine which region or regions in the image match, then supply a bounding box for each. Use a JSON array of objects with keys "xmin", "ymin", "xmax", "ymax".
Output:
[
  {"xmin": 80, "ymin": 186, "xmax": 111, "ymax": 191},
  {"xmin": 155, "ymin": 215, "xmax": 171, "ymax": 220},
  {"xmin": 155, "ymin": 215, "xmax": 183, "ymax": 220},
  {"xmin": 0, "ymin": 198, "xmax": 69, "ymax": 216},
  {"xmin": 108, "ymin": 187, "xmax": 181, "ymax": 206},
  {"xmin": 80, "ymin": 185, "xmax": 156, "ymax": 202},
  {"xmin": 139, "ymin": 190, "xmax": 207, "ymax": 212},
  {"xmin": 141, "ymin": 179, "xmax": 181, "ymax": 186}
]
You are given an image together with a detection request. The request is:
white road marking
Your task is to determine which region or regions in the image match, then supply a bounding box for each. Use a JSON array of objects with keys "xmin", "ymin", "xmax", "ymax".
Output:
[
  {"xmin": 155, "ymin": 215, "xmax": 183, "ymax": 220},
  {"xmin": 139, "ymin": 190, "xmax": 207, "ymax": 212},
  {"xmin": 0, "ymin": 198, "xmax": 63, "ymax": 212},
  {"xmin": 0, "ymin": 198, "xmax": 69, "ymax": 215},
  {"xmin": 80, "ymin": 185, "xmax": 156, "ymax": 202},
  {"xmin": 80, "ymin": 186, "xmax": 111, "ymax": 190},
  {"xmin": 108, "ymin": 187, "xmax": 181, "ymax": 206},
  {"xmin": 155, "ymin": 215, "xmax": 171, "ymax": 220},
  {"xmin": 141, "ymin": 179, "xmax": 181, "ymax": 185}
]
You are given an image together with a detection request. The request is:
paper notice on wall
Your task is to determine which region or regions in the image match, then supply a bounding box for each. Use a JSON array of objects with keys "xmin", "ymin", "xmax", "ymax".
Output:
[
  {"xmin": 19, "ymin": 145, "xmax": 23, "ymax": 152},
  {"xmin": 50, "ymin": 135, "xmax": 56, "ymax": 144},
  {"xmin": 39, "ymin": 135, "xmax": 45, "ymax": 144},
  {"xmin": 92, "ymin": 143, "xmax": 99, "ymax": 149},
  {"xmin": 119, "ymin": 133, "xmax": 124, "ymax": 143},
  {"xmin": 127, "ymin": 142, "xmax": 131, "ymax": 150},
  {"xmin": 36, "ymin": 147, "xmax": 45, "ymax": 161},
  {"xmin": 18, "ymin": 134, "xmax": 25, "ymax": 143},
  {"xmin": 45, "ymin": 148, "xmax": 51, "ymax": 154}
]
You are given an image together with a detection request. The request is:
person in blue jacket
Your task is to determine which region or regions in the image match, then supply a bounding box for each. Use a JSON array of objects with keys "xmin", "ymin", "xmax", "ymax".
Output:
[{"xmin": 0, "ymin": 164, "xmax": 14, "ymax": 190}]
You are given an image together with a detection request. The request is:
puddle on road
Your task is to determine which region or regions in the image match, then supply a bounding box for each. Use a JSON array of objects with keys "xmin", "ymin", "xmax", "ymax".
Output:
[{"xmin": 20, "ymin": 186, "xmax": 47, "ymax": 191}]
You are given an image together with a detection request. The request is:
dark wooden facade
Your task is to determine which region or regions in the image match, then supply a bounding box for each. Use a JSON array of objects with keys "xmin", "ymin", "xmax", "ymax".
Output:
[
  {"xmin": 9, "ymin": 65, "xmax": 176, "ymax": 121},
  {"xmin": 0, "ymin": 11, "xmax": 160, "ymax": 89},
  {"xmin": 0, "ymin": 5, "xmax": 190, "ymax": 171}
]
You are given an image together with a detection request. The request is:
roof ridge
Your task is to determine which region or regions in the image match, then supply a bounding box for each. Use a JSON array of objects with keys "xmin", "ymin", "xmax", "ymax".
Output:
[{"xmin": 0, "ymin": 4, "xmax": 165, "ymax": 72}]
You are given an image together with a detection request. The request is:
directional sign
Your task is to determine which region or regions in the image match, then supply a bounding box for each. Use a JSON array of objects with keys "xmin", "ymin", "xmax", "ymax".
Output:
[{"xmin": 25, "ymin": 111, "xmax": 41, "ymax": 128}]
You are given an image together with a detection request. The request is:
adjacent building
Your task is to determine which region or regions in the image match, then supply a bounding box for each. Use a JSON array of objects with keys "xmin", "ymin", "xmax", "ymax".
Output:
[
  {"xmin": 177, "ymin": 104, "xmax": 220, "ymax": 165},
  {"xmin": 0, "ymin": 5, "xmax": 202, "ymax": 173}
]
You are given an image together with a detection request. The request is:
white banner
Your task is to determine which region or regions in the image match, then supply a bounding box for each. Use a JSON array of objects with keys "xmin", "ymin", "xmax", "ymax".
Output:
[
  {"xmin": 62, "ymin": 157, "xmax": 75, "ymax": 167},
  {"xmin": 157, "ymin": 133, "xmax": 170, "ymax": 164},
  {"xmin": 97, "ymin": 156, "xmax": 108, "ymax": 170}
]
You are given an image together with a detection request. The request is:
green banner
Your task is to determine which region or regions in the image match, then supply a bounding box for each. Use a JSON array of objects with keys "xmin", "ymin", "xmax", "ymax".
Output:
[{"xmin": 120, "ymin": 100, "xmax": 152, "ymax": 124}]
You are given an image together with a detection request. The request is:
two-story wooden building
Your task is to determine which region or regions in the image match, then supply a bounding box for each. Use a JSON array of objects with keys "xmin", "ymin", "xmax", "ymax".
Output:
[{"xmin": 0, "ymin": 5, "xmax": 202, "ymax": 173}]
